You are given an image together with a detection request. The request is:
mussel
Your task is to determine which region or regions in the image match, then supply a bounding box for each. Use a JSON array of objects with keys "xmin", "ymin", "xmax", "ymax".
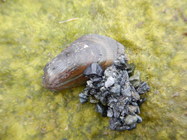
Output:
[{"xmin": 43, "ymin": 34, "xmax": 125, "ymax": 91}]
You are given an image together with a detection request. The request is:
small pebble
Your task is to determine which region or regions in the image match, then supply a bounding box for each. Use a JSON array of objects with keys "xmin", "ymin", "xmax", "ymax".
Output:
[
  {"xmin": 96, "ymin": 103, "xmax": 107, "ymax": 117},
  {"xmin": 83, "ymin": 63, "xmax": 103, "ymax": 77},
  {"xmin": 137, "ymin": 82, "xmax": 150, "ymax": 94},
  {"xmin": 125, "ymin": 115, "xmax": 138, "ymax": 125},
  {"xmin": 110, "ymin": 84, "xmax": 121, "ymax": 95},
  {"xmin": 105, "ymin": 76, "xmax": 115, "ymax": 88}
]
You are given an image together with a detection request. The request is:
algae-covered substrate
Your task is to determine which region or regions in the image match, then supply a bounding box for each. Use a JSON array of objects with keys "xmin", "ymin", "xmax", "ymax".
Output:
[{"xmin": 0, "ymin": 0, "xmax": 187, "ymax": 140}]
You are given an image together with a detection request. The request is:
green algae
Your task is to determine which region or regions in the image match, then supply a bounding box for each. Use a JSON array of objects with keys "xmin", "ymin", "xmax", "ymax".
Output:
[{"xmin": 0, "ymin": 0, "xmax": 187, "ymax": 139}]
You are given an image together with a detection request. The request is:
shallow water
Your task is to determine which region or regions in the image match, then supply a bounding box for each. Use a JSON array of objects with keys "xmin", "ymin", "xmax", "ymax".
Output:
[{"xmin": 0, "ymin": 0, "xmax": 187, "ymax": 140}]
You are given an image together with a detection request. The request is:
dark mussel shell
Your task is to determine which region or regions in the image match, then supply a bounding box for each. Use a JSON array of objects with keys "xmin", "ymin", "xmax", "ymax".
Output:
[{"xmin": 43, "ymin": 34, "xmax": 125, "ymax": 91}]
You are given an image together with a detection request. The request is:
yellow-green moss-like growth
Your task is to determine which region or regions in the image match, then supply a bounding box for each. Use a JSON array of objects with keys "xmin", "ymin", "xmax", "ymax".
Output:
[{"xmin": 0, "ymin": 0, "xmax": 187, "ymax": 140}]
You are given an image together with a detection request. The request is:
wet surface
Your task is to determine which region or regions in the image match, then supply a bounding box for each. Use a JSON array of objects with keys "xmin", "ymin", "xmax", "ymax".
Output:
[{"xmin": 0, "ymin": 0, "xmax": 187, "ymax": 140}]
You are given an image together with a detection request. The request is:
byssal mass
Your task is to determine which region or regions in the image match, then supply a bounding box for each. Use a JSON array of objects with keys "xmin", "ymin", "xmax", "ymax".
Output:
[{"xmin": 79, "ymin": 55, "xmax": 150, "ymax": 131}]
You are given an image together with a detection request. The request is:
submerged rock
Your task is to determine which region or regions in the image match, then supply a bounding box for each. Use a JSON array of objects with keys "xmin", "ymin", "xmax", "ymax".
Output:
[{"xmin": 79, "ymin": 54, "xmax": 150, "ymax": 131}]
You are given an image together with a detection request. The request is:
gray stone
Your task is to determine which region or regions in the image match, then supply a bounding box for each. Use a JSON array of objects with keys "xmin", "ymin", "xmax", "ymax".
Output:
[
  {"xmin": 110, "ymin": 84, "xmax": 121, "ymax": 95},
  {"xmin": 114, "ymin": 55, "xmax": 128, "ymax": 67},
  {"xmin": 137, "ymin": 82, "xmax": 150, "ymax": 94},
  {"xmin": 107, "ymin": 108, "xmax": 113, "ymax": 117},
  {"xmin": 121, "ymin": 84, "xmax": 131, "ymax": 96},
  {"xmin": 86, "ymin": 80, "xmax": 93, "ymax": 87},
  {"xmin": 83, "ymin": 63, "xmax": 103, "ymax": 77},
  {"xmin": 131, "ymin": 91, "xmax": 140, "ymax": 101},
  {"xmin": 136, "ymin": 115, "xmax": 142, "ymax": 123},
  {"xmin": 79, "ymin": 97, "xmax": 88, "ymax": 103},
  {"xmin": 120, "ymin": 71, "xmax": 129, "ymax": 84},
  {"xmin": 104, "ymin": 65, "xmax": 118, "ymax": 77},
  {"xmin": 100, "ymin": 87, "xmax": 106, "ymax": 92},
  {"xmin": 129, "ymin": 72, "xmax": 141, "ymax": 88},
  {"xmin": 96, "ymin": 103, "xmax": 107, "ymax": 116},
  {"xmin": 79, "ymin": 92, "xmax": 88, "ymax": 99},
  {"xmin": 124, "ymin": 115, "xmax": 138, "ymax": 125},
  {"xmin": 105, "ymin": 76, "xmax": 115, "ymax": 88},
  {"xmin": 127, "ymin": 63, "xmax": 135, "ymax": 76},
  {"xmin": 89, "ymin": 96, "xmax": 99, "ymax": 103},
  {"xmin": 128, "ymin": 123, "xmax": 137, "ymax": 130},
  {"xmin": 128, "ymin": 105, "xmax": 140, "ymax": 114}
]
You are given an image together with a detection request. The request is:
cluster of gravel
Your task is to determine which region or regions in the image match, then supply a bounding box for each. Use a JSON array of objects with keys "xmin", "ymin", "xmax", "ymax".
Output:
[{"xmin": 79, "ymin": 55, "xmax": 150, "ymax": 131}]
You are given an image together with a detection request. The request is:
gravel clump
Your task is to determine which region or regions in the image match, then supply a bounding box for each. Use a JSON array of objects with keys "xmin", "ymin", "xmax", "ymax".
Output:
[{"xmin": 79, "ymin": 54, "xmax": 150, "ymax": 131}]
